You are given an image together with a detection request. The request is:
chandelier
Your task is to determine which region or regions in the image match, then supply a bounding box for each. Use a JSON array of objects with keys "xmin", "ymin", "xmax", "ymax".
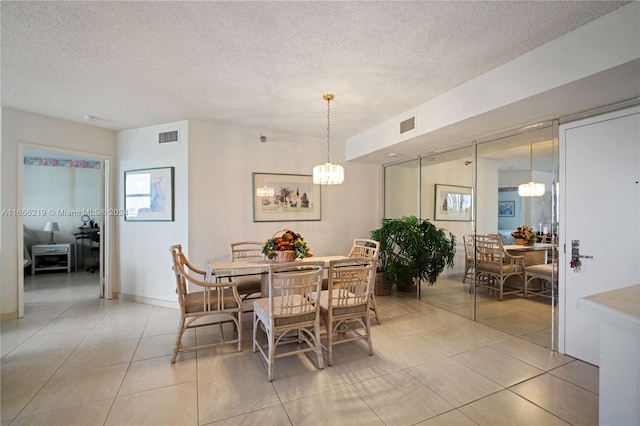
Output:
[
  {"xmin": 313, "ymin": 94, "xmax": 344, "ymax": 185},
  {"xmin": 518, "ymin": 144, "xmax": 545, "ymax": 197},
  {"xmin": 256, "ymin": 186, "xmax": 275, "ymax": 197}
]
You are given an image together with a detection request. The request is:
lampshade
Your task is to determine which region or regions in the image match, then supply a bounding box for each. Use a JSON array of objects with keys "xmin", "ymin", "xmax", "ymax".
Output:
[
  {"xmin": 44, "ymin": 221, "xmax": 59, "ymax": 244},
  {"xmin": 313, "ymin": 163, "xmax": 345, "ymax": 185},
  {"xmin": 43, "ymin": 221, "xmax": 59, "ymax": 232},
  {"xmin": 518, "ymin": 181, "xmax": 546, "ymax": 197},
  {"xmin": 313, "ymin": 94, "xmax": 345, "ymax": 185},
  {"xmin": 519, "ymin": 144, "xmax": 545, "ymax": 197},
  {"xmin": 256, "ymin": 186, "xmax": 275, "ymax": 197}
]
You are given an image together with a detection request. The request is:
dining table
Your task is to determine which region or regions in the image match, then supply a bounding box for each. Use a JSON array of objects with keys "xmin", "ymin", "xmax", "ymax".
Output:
[
  {"xmin": 503, "ymin": 242, "xmax": 556, "ymax": 266},
  {"xmin": 207, "ymin": 255, "xmax": 347, "ymax": 297}
]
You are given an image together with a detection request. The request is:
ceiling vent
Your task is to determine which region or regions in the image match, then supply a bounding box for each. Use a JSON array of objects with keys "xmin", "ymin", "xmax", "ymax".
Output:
[
  {"xmin": 158, "ymin": 130, "xmax": 179, "ymax": 144},
  {"xmin": 400, "ymin": 117, "xmax": 415, "ymax": 134}
]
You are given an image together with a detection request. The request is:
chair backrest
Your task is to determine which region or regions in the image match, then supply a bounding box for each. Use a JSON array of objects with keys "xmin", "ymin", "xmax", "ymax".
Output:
[
  {"xmin": 231, "ymin": 241, "xmax": 265, "ymax": 263},
  {"xmin": 474, "ymin": 234, "xmax": 505, "ymax": 265},
  {"xmin": 327, "ymin": 257, "xmax": 376, "ymax": 307},
  {"xmin": 463, "ymin": 234, "xmax": 474, "ymax": 260},
  {"xmin": 267, "ymin": 261, "xmax": 324, "ymax": 318},
  {"xmin": 348, "ymin": 239, "xmax": 380, "ymax": 260},
  {"xmin": 170, "ymin": 244, "xmax": 207, "ymax": 310}
]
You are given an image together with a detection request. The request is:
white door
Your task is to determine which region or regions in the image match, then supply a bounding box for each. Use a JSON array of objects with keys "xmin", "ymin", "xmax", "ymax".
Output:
[{"xmin": 559, "ymin": 106, "xmax": 640, "ymax": 365}]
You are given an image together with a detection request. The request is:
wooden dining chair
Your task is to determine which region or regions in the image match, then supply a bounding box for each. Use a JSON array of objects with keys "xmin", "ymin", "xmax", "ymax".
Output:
[
  {"xmin": 230, "ymin": 241, "xmax": 265, "ymax": 302},
  {"xmin": 169, "ymin": 244, "xmax": 243, "ymax": 363},
  {"xmin": 252, "ymin": 261, "xmax": 325, "ymax": 381},
  {"xmin": 319, "ymin": 257, "xmax": 376, "ymax": 366},
  {"xmin": 474, "ymin": 234, "xmax": 525, "ymax": 301},
  {"xmin": 348, "ymin": 239, "xmax": 382, "ymax": 324}
]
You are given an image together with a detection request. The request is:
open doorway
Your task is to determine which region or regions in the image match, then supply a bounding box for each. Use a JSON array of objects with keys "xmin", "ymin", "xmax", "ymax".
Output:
[{"xmin": 18, "ymin": 144, "xmax": 111, "ymax": 318}]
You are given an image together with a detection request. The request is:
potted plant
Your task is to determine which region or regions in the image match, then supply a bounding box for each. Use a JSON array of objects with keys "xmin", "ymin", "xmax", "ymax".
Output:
[
  {"xmin": 370, "ymin": 216, "xmax": 456, "ymax": 291},
  {"xmin": 511, "ymin": 226, "xmax": 536, "ymax": 245},
  {"xmin": 262, "ymin": 229, "xmax": 312, "ymax": 262}
]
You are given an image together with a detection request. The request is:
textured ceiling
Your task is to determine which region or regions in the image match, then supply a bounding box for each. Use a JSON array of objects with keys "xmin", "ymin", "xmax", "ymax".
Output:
[{"xmin": 1, "ymin": 1, "xmax": 628, "ymax": 147}]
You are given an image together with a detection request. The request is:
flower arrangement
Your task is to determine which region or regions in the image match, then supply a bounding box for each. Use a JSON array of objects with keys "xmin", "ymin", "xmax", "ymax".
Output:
[
  {"xmin": 511, "ymin": 226, "xmax": 537, "ymax": 244},
  {"xmin": 262, "ymin": 229, "xmax": 312, "ymax": 261}
]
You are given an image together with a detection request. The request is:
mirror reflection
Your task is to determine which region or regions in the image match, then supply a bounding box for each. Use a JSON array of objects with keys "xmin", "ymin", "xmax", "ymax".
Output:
[{"xmin": 383, "ymin": 123, "xmax": 559, "ymax": 348}]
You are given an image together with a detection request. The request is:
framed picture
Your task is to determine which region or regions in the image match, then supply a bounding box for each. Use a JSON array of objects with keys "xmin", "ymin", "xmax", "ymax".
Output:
[
  {"xmin": 498, "ymin": 200, "xmax": 515, "ymax": 217},
  {"xmin": 434, "ymin": 184, "xmax": 472, "ymax": 221},
  {"xmin": 124, "ymin": 167, "xmax": 174, "ymax": 221},
  {"xmin": 253, "ymin": 173, "xmax": 320, "ymax": 222}
]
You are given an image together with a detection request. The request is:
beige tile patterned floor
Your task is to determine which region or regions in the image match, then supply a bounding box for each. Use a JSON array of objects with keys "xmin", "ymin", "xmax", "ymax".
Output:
[{"xmin": 1, "ymin": 271, "xmax": 598, "ymax": 425}]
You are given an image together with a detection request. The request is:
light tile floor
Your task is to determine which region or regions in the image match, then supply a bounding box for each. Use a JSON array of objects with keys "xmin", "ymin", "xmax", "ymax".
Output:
[{"xmin": 1, "ymin": 271, "xmax": 598, "ymax": 425}]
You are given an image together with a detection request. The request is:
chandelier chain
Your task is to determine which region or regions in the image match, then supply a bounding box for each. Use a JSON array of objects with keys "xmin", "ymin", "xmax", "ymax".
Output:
[{"xmin": 326, "ymin": 96, "xmax": 331, "ymax": 163}]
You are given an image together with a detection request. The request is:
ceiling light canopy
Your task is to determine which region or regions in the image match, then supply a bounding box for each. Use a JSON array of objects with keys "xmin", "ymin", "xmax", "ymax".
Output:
[
  {"xmin": 313, "ymin": 94, "xmax": 344, "ymax": 185},
  {"xmin": 518, "ymin": 144, "xmax": 545, "ymax": 197}
]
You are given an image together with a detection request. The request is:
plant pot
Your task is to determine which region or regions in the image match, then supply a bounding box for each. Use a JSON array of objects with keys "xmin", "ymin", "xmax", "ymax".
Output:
[
  {"xmin": 374, "ymin": 271, "xmax": 391, "ymax": 296},
  {"xmin": 397, "ymin": 278, "xmax": 417, "ymax": 292},
  {"xmin": 514, "ymin": 237, "xmax": 529, "ymax": 246},
  {"xmin": 273, "ymin": 250, "xmax": 296, "ymax": 263}
]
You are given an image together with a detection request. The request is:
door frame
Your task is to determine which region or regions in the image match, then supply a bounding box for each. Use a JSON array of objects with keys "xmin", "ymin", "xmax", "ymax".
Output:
[
  {"xmin": 17, "ymin": 142, "xmax": 115, "ymax": 318},
  {"xmin": 558, "ymin": 104, "xmax": 640, "ymax": 357}
]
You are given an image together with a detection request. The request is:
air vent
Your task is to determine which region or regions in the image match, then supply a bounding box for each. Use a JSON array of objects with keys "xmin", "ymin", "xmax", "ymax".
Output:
[
  {"xmin": 158, "ymin": 130, "xmax": 179, "ymax": 144},
  {"xmin": 400, "ymin": 117, "xmax": 415, "ymax": 134}
]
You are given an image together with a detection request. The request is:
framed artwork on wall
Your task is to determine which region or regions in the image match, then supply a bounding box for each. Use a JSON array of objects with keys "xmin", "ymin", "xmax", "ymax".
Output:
[
  {"xmin": 498, "ymin": 200, "xmax": 515, "ymax": 217},
  {"xmin": 124, "ymin": 166, "xmax": 174, "ymax": 221},
  {"xmin": 434, "ymin": 184, "xmax": 472, "ymax": 221},
  {"xmin": 253, "ymin": 173, "xmax": 321, "ymax": 222}
]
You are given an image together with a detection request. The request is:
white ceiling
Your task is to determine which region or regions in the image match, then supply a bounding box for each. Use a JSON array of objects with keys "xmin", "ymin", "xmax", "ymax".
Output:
[{"xmin": 1, "ymin": 1, "xmax": 630, "ymax": 165}]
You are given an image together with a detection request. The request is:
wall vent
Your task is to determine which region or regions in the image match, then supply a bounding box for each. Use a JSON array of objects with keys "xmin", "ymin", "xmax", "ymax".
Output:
[
  {"xmin": 158, "ymin": 130, "xmax": 179, "ymax": 144},
  {"xmin": 400, "ymin": 117, "xmax": 415, "ymax": 134}
]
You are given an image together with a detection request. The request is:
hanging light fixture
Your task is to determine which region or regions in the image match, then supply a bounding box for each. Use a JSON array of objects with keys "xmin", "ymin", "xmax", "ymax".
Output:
[
  {"xmin": 518, "ymin": 144, "xmax": 545, "ymax": 197},
  {"xmin": 256, "ymin": 186, "xmax": 275, "ymax": 197},
  {"xmin": 313, "ymin": 94, "xmax": 344, "ymax": 185}
]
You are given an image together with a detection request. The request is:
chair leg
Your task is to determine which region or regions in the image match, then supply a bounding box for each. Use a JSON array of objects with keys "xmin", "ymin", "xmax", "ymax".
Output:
[
  {"xmin": 369, "ymin": 294, "xmax": 381, "ymax": 325},
  {"xmin": 172, "ymin": 318, "xmax": 186, "ymax": 363},
  {"xmin": 365, "ymin": 314, "xmax": 373, "ymax": 356},
  {"xmin": 314, "ymin": 320, "xmax": 324, "ymax": 370},
  {"xmin": 252, "ymin": 313, "xmax": 259, "ymax": 353},
  {"xmin": 236, "ymin": 313, "xmax": 242, "ymax": 352},
  {"xmin": 267, "ymin": 329, "xmax": 275, "ymax": 382},
  {"xmin": 324, "ymin": 316, "xmax": 334, "ymax": 366}
]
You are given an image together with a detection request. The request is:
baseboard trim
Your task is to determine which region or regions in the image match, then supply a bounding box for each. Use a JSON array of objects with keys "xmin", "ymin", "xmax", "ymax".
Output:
[
  {"xmin": 115, "ymin": 293, "xmax": 179, "ymax": 310},
  {"xmin": 1, "ymin": 312, "xmax": 19, "ymax": 322}
]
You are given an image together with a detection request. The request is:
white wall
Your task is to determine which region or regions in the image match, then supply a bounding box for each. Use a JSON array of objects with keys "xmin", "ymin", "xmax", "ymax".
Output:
[
  {"xmin": 475, "ymin": 158, "xmax": 499, "ymax": 235},
  {"xmin": 116, "ymin": 121, "xmax": 189, "ymax": 306},
  {"xmin": 1, "ymin": 107, "xmax": 116, "ymax": 317},
  {"xmin": 384, "ymin": 161, "xmax": 419, "ymax": 219},
  {"xmin": 23, "ymin": 163, "xmax": 100, "ymax": 243},
  {"xmin": 187, "ymin": 120, "xmax": 381, "ymax": 269}
]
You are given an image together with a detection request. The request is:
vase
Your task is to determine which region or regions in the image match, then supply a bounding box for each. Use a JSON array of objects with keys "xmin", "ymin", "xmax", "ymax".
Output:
[{"xmin": 274, "ymin": 250, "xmax": 296, "ymax": 263}]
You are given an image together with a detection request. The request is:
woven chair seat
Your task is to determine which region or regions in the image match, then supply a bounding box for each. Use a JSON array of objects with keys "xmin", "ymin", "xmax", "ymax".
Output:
[
  {"xmin": 525, "ymin": 263, "xmax": 557, "ymax": 277},
  {"xmin": 183, "ymin": 291, "xmax": 241, "ymax": 313}
]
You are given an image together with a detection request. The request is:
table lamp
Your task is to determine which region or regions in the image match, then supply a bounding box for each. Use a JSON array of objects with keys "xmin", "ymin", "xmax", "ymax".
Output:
[{"xmin": 43, "ymin": 221, "xmax": 60, "ymax": 244}]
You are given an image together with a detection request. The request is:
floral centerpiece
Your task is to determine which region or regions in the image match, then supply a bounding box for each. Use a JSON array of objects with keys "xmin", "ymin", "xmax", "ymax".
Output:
[
  {"xmin": 262, "ymin": 229, "xmax": 312, "ymax": 262},
  {"xmin": 511, "ymin": 226, "xmax": 537, "ymax": 245}
]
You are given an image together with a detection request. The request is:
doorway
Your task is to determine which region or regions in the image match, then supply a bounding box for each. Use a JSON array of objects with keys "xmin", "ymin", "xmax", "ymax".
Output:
[{"xmin": 18, "ymin": 143, "xmax": 112, "ymax": 318}]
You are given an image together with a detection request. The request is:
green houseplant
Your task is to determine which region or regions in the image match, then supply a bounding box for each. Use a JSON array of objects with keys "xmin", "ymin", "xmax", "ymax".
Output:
[{"xmin": 370, "ymin": 216, "xmax": 456, "ymax": 291}]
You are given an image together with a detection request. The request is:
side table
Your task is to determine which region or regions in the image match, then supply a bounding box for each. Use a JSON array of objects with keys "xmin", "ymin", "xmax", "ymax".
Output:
[{"xmin": 31, "ymin": 243, "xmax": 75, "ymax": 275}]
